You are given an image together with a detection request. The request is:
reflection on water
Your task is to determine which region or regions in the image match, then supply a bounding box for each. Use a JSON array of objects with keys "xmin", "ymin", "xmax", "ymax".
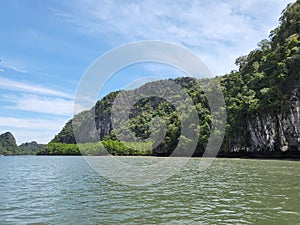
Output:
[{"xmin": 0, "ymin": 156, "xmax": 299, "ymax": 224}]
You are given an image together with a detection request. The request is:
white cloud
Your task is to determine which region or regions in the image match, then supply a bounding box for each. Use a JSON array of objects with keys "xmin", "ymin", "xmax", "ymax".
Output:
[
  {"xmin": 0, "ymin": 117, "xmax": 65, "ymax": 130},
  {"xmin": 0, "ymin": 59, "xmax": 28, "ymax": 73},
  {"xmin": 0, "ymin": 117, "xmax": 68, "ymax": 144},
  {"xmin": 11, "ymin": 130, "xmax": 58, "ymax": 145},
  {"xmin": 56, "ymin": 0, "xmax": 293, "ymax": 75},
  {"xmin": 2, "ymin": 94, "xmax": 74, "ymax": 116},
  {"xmin": 4, "ymin": 64, "xmax": 27, "ymax": 73},
  {"xmin": 0, "ymin": 68, "xmax": 4, "ymax": 72},
  {"xmin": 0, "ymin": 77, "xmax": 73, "ymax": 99}
]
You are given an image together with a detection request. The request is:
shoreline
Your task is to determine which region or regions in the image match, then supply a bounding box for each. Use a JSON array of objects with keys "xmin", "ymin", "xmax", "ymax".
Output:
[{"xmin": 3, "ymin": 153, "xmax": 300, "ymax": 160}]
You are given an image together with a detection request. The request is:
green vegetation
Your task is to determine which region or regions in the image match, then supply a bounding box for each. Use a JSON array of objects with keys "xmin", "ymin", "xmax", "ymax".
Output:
[
  {"xmin": 37, "ymin": 140, "xmax": 153, "ymax": 156},
  {"xmin": 0, "ymin": 132, "xmax": 18, "ymax": 155},
  {"xmin": 40, "ymin": 1, "xmax": 300, "ymax": 156},
  {"xmin": 0, "ymin": 132, "xmax": 44, "ymax": 155},
  {"xmin": 220, "ymin": 1, "xmax": 300, "ymax": 150},
  {"xmin": 18, "ymin": 141, "xmax": 44, "ymax": 155},
  {"xmin": 37, "ymin": 142, "xmax": 80, "ymax": 155}
]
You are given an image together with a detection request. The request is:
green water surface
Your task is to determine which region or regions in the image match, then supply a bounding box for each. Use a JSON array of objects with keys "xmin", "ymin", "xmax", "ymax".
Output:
[{"xmin": 0, "ymin": 156, "xmax": 299, "ymax": 224}]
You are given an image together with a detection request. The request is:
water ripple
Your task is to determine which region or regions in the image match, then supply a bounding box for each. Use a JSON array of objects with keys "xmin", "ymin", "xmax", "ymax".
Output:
[{"xmin": 0, "ymin": 156, "xmax": 299, "ymax": 224}]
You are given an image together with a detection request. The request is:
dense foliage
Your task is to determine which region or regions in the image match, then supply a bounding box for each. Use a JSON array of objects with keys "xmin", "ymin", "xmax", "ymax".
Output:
[
  {"xmin": 37, "ymin": 140, "xmax": 153, "ymax": 156},
  {"xmin": 37, "ymin": 142, "xmax": 80, "ymax": 155},
  {"xmin": 0, "ymin": 132, "xmax": 18, "ymax": 155},
  {"xmin": 221, "ymin": 1, "xmax": 300, "ymax": 149},
  {"xmin": 46, "ymin": 1, "xmax": 300, "ymax": 156},
  {"xmin": 18, "ymin": 141, "xmax": 44, "ymax": 155},
  {"xmin": 0, "ymin": 132, "xmax": 44, "ymax": 155}
]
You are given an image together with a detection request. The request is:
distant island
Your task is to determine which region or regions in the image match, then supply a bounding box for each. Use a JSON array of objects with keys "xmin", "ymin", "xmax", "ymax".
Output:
[
  {"xmin": 3, "ymin": 1, "xmax": 300, "ymax": 159},
  {"xmin": 0, "ymin": 132, "xmax": 44, "ymax": 155}
]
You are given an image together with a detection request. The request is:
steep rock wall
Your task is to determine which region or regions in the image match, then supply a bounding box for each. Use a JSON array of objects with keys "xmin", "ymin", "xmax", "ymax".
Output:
[{"xmin": 231, "ymin": 88, "xmax": 300, "ymax": 153}]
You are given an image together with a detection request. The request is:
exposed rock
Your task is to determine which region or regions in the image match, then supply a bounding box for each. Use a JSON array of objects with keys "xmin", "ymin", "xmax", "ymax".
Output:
[{"xmin": 230, "ymin": 87, "xmax": 300, "ymax": 154}]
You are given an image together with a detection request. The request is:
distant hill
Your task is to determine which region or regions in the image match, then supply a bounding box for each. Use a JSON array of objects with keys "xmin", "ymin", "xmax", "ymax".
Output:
[
  {"xmin": 0, "ymin": 132, "xmax": 44, "ymax": 155},
  {"xmin": 18, "ymin": 141, "xmax": 44, "ymax": 155},
  {"xmin": 0, "ymin": 132, "xmax": 18, "ymax": 155}
]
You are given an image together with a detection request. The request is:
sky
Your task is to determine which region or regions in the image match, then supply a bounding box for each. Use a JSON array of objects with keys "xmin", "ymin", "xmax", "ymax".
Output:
[{"xmin": 0, "ymin": 0, "xmax": 295, "ymax": 144}]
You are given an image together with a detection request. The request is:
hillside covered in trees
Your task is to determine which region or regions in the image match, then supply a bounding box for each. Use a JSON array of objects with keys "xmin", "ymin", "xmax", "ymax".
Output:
[
  {"xmin": 40, "ymin": 1, "xmax": 300, "ymax": 158},
  {"xmin": 0, "ymin": 132, "xmax": 44, "ymax": 155},
  {"xmin": 0, "ymin": 132, "xmax": 18, "ymax": 155}
]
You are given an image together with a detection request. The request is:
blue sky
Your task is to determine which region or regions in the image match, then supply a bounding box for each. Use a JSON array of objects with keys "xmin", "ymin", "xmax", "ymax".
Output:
[{"xmin": 0, "ymin": 0, "xmax": 294, "ymax": 144}]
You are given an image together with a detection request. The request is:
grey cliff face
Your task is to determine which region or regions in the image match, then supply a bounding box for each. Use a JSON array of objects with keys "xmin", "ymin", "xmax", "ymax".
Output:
[{"xmin": 231, "ymin": 87, "xmax": 300, "ymax": 153}]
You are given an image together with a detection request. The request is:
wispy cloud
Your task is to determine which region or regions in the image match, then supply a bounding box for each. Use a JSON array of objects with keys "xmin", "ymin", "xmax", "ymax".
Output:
[
  {"xmin": 1, "ymin": 59, "xmax": 28, "ymax": 73},
  {"xmin": 2, "ymin": 94, "xmax": 74, "ymax": 116},
  {"xmin": 0, "ymin": 77, "xmax": 73, "ymax": 99},
  {"xmin": 7, "ymin": 130, "xmax": 58, "ymax": 145},
  {"xmin": 56, "ymin": 0, "xmax": 293, "ymax": 75},
  {"xmin": 0, "ymin": 116, "xmax": 65, "ymax": 130},
  {"xmin": 4, "ymin": 64, "xmax": 27, "ymax": 73},
  {"xmin": 0, "ymin": 68, "xmax": 4, "ymax": 72}
]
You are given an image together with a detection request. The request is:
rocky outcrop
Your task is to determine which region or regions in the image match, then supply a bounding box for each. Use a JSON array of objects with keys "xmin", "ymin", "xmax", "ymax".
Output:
[
  {"xmin": 96, "ymin": 109, "xmax": 112, "ymax": 140},
  {"xmin": 229, "ymin": 87, "xmax": 300, "ymax": 156},
  {"xmin": 0, "ymin": 132, "xmax": 18, "ymax": 155}
]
